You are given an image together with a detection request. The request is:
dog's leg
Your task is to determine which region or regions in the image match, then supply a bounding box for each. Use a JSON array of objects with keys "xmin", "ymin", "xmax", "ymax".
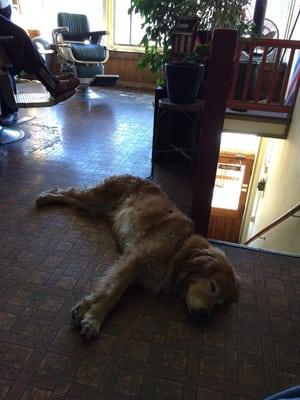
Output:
[
  {"xmin": 36, "ymin": 187, "xmax": 95, "ymax": 209},
  {"xmin": 36, "ymin": 185, "xmax": 112, "ymax": 214},
  {"xmin": 72, "ymin": 253, "xmax": 140, "ymax": 339},
  {"xmin": 36, "ymin": 177, "xmax": 131, "ymax": 215},
  {"xmin": 36, "ymin": 175, "xmax": 152, "ymax": 213}
]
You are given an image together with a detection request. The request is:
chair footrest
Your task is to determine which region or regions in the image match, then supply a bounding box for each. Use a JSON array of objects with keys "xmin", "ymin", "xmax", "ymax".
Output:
[
  {"xmin": 14, "ymin": 89, "xmax": 75, "ymax": 107},
  {"xmin": 92, "ymin": 74, "xmax": 119, "ymax": 87},
  {"xmin": 15, "ymin": 92, "xmax": 55, "ymax": 108}
]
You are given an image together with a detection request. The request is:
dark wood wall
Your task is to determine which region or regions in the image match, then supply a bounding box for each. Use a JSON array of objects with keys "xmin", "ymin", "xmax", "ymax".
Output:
[{"xmin": 104, "ymin": 51, "xmax": 156, "ymax": 89}]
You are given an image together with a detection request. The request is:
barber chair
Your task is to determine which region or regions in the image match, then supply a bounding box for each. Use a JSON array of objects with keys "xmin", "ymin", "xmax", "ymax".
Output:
[
  {"xmin": 32, "ymin": 36, "xmax": 54, "ymax": 71},
  {"xmin": 53, "ymin": 12, "xmax": 113, "ymax": 99},
  {"xmin": 0, "ymin": 36, "xmax": 76, "ymax": 144}
]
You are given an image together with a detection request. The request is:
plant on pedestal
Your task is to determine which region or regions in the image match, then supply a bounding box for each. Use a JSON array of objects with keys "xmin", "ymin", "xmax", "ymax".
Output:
[{"xmin": 129, "ymin": 0, "xmax": 254, "ymax": 84}]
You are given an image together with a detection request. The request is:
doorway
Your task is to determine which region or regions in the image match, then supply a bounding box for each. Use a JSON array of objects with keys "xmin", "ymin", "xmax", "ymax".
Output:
[
  {"xmin": 208, "ymin": 152, "xmax": 255, "ymax": 242},
  {"xmin": 207, "ymin": 132, "xmax": 260, "ymax": 242}
]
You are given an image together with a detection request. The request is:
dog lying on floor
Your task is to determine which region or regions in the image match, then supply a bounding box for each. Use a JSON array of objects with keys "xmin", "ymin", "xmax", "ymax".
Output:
[{"xmin": 36, "ymin": 175, "xmax": 238, "ymax": 339}]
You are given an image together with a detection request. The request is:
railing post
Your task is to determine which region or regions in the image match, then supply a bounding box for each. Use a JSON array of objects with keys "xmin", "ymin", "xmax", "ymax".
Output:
[{"xmin": 192, "ymin": 29, "xmax": 237, "ymax": 236}]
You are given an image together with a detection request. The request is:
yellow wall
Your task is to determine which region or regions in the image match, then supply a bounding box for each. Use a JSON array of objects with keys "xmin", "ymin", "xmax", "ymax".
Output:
[{"xmin": 244, "ymin": 93, "xmax": 300, "ymax": 254}]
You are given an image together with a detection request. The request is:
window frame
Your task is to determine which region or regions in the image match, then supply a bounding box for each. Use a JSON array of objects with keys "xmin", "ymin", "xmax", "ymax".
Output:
[{"xmin": 106, "ymin": 0, "xmax": 145, "ymax": 52}]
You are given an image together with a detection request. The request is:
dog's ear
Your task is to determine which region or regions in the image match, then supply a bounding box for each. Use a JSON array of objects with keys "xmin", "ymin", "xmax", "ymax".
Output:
[
  {"xmin": 187, "ymin": 248, "xmax": 219, "ymax": 276},
  {"xmin": 174, "ymin": 248, "xmax": 217, "ymax": 286}
]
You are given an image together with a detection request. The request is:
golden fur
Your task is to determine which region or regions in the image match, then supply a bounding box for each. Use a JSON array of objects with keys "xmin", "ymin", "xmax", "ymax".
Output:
[{"xmin": 36, "ymin": 175, "xmax": 238, "ymax": 339}]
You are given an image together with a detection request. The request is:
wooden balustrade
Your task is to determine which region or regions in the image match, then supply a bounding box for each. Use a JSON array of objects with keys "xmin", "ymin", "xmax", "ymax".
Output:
[{"xmin": 227, "ymin": 38, "xmax": 300, "ymax": 116}]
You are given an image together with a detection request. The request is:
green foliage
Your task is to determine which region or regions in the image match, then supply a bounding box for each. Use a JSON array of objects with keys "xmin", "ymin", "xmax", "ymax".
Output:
[
  {"xmin": 129, "ymin": 0, "xmax": 254, "ymax": 78},
  {"xmin": 183, "ymin": 43, "xmax": 211, "ymax": 64},
  {"xmin": 196, "ymin": 0, "xmax": 253, "ymax": 34}
]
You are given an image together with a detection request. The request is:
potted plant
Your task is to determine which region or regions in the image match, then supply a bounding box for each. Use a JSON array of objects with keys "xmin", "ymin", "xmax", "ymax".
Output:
[
  {"xmin": 129, "ymin": 0, "xmax": 254, "ymax": 88},
  {"xmin": 163, "ymin": 61, "xmax": 204, "ymax": 103}
]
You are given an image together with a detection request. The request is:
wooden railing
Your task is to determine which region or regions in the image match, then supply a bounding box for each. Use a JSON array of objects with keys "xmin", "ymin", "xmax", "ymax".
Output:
[
  {"xmin": 227, "ymin": 38, "xmax": 300, "ymax": 116},
  {"xmin": 244, "ymin": 203, "xmax": 300, "ymax": 245}
]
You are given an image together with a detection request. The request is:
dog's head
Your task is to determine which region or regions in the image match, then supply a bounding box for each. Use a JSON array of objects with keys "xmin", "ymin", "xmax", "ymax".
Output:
[{"xmin": 175, "ymin": 236, "xmax": 238, "ymax": 319}]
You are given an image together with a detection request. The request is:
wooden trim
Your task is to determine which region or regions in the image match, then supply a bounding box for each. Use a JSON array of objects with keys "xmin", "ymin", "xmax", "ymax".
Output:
[
  {"xmin": 225, "ymin": 109, "xmax": 290, "ymax": 123},
  {"xmin": 107, "ymin": 50, "xmax": 144, "ymax": 60},
  {"xmin": 227, "ymin": 101, "xmax": 292, "ymax": 113},
  {"xmin": 228, "ymin": 45, "xmax": 242, "ymax": 102},
  {"xmin": 238, "ymin": 38, "xmax": 300, "ymax": 48},
  {"xmin": 192, "ymin": 29, "xmax": 238, "ymax": 236},
  {"xmin": 242, "ymin": 47, "xmax": 254, "ymax": 101},
  {"xmin": 104, "ymin": 50, "xmax": 156, "ymax": 88},
  {"xmin": 228, "ymin": 37, "xmax": 300, "ymax": 116},
  {"xmin": 223, "ymin": 117, "xmax": 289, "ymax": 139}
]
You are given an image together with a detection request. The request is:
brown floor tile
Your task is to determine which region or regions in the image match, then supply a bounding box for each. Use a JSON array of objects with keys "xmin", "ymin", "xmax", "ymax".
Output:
[{"xmin": 0, "ymin": 85, "xmax": 299, "ymax": 399}]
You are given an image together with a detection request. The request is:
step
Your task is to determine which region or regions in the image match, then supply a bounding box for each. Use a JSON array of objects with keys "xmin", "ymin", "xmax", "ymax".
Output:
[{"xmin": 224, "ymin": 108, "xmax": 291, "ymax": 138}]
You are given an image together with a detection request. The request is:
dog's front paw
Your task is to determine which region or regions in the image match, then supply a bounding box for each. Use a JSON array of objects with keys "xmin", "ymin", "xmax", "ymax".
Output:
[
  {"xmin": 80, "ymin": 314, "xmax": 101, "ymax": 339},
  {"xmin": 71, "ymin": 299, "xmax": 91, "ymax": 328},
  {"xmin": 36, "ymin": 188, "xmax": 62, "ymax": 206}
]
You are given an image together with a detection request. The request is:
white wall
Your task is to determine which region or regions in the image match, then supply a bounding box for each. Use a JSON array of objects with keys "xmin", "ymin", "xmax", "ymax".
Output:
[{"xmin": 244, "ymin": 93, "xmax": 300, "ymax": 254}]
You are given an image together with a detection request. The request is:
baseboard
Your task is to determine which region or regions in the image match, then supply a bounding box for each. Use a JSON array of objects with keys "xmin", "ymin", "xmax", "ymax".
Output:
[
  {"xmin": 115, "ymin": 80, "xmax": 156, "ymax": 91},
  {"xmin": 91, "ymin": 74, "xmax": 119, "ymax": 87}
]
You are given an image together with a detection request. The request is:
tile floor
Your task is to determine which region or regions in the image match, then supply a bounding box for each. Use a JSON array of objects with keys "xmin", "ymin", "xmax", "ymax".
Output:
[{"xmin": 0, "ymin": 84, "xmax": 299, "ymax": 400}]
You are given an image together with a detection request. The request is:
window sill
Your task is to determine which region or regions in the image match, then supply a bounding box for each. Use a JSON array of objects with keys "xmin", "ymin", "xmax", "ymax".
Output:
[
  {"xmin": 107, "ymin": 49, "xmax": 145, "ymax": 60},
  {"xmin": 108, "ymin": 45, "xmax": 144, "ymax": 54}
]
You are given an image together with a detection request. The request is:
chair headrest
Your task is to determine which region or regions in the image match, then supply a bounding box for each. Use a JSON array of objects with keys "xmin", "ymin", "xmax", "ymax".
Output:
[{"xmin": 57, "ymin": 12, "xmax": 90, "ymax": 41}]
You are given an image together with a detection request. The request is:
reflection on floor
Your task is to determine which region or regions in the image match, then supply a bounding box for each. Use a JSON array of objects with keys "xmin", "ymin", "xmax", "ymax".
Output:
[{"xmin": 0, "ymin": 85, "xmax": 299, "ymax": 400}]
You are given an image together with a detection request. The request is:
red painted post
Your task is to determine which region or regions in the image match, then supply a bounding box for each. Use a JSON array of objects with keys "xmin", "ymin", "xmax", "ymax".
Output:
[{"xmin": 192, "ymin": 29, "xmax": 237, "ymax": 236}]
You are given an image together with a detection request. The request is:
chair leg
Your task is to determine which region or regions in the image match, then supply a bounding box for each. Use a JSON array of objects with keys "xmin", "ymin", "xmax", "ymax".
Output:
[{"xmin": 75, "ymin": 83, "xmax": 103, "ymax": 100}]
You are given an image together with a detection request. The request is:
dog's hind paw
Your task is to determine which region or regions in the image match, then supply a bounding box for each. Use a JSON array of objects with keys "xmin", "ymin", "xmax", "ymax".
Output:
[{"xmin": 80, "ymin": 315, "xmax": 101, "ymax": 339}]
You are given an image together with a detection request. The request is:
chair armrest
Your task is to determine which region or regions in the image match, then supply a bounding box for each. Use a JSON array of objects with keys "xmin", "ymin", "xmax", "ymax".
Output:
[
  {"xmin": 89, "ymin": 30, "xmax": 108, "ymax": 44},
  {"xmin": 53, "ymin": 26, "xmax": 69, "ymax": 34},
  {"xmin": 90, "ymin": 30, "xmax": 108, "ymax": 36},
  {"xmin": 52, "ymin": 27, "xmax": 69, "ymax": 44}
]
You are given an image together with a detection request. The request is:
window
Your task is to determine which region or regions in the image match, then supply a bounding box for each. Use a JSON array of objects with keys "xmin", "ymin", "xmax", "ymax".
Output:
[
  {"xmin": 248, "ymin": 0, "xmax": 300, "ymax": 39},
  {"xmin": 265, "ymin": 0, "xmax": 293, "ymax": 38},
  {"xmin": 13, "ymin": 0, "xmax": 105, "ymax": 42},
  {"xmin": 113, "ymin": 0, "xmax": 145, "ymax": 47},
  {"xmin": 14, "ymin": 0, "xmax": 299, "ymax": 52},
  {"xmin": 104, "ymin": 0, "xmax": 146, "ymax": 50},
  {"xmin": 15, "ymin": 0, "xmax": 145, "ymax": 50}
]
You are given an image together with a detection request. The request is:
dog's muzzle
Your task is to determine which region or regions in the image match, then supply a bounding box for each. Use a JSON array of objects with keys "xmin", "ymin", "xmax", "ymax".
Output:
[{"xmin": 187, "ymin": 304, "xmax": 211, "ymax": 320}]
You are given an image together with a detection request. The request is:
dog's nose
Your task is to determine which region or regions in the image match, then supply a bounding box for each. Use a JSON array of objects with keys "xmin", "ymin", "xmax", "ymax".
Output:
[{"xmin": 190, "ymin": 307, "xmax": 210, "ymax": 319}]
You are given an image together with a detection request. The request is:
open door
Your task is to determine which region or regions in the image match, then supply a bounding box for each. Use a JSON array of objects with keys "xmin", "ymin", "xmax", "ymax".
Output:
[{"xmin": 208, "ymin": 153, "xmax": 254, "ymax": 242}]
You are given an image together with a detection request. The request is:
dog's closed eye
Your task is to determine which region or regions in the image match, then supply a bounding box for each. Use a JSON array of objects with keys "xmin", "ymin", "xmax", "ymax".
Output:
[{"xmin": 210, "ymin": 280, "xmax": 217, "ymax": 293}]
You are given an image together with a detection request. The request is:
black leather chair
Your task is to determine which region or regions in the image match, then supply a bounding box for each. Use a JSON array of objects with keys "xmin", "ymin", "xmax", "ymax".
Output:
[
  {"xmin": 0, "ymin": 36, "xmax": 76, "ymax": 144},
  {"xmin": 53, "ymin": 12, "xmax": 109, "ymax": 98}
]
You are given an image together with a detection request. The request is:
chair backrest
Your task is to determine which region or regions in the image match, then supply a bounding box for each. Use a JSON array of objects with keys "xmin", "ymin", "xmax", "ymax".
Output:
[
  {"xmin": 171, "ymin": 17, "xmax": 199, "ymax": 62},
  {"xmin": 57, "ymin": 12, "xmax": 90, "ymax": 41}
]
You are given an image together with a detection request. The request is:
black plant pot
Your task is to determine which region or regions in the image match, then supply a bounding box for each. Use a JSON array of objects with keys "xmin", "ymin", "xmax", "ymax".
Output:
[{"xmin": 164, "ymin": 62, "xmax": 204, "ymax": 104}]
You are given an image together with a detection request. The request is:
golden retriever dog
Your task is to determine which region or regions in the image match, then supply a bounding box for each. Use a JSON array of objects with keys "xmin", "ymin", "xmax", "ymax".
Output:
[{"xmin": 36, "ymin": 175, "xmax": 238, "ymax": 339}]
